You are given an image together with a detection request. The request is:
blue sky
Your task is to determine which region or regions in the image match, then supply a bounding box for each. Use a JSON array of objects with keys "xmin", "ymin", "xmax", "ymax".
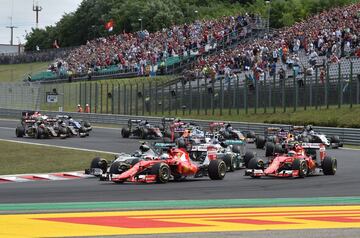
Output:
[{"xmin": 0, "ymin": 0, "xmax": 82, "ymax": 45}]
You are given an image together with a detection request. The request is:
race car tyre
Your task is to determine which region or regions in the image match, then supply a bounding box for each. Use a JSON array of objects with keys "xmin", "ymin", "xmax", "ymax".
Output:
[
  {"xmin": 330, "ymin": 136, "xmax": 341, "ymax": 149},
  {"xmin": 247, "ymin": 157, "xmax": 265, "ymax": 170},
  {"xmin": 90, "ymin": 157, "xmax": 108, "ymax": 174},
  {"xmin": 247, "ymin": 131, "xmax": 256, "ymax": 139},
  {"xmin": 208, "ymin": 159, "xmax": 226, "ymax": 180},
  {"xmin": 243, "ymin": 151, "xmax": 255, "ymax": 167},
  {"xmin": 83, "ymin": 121, "xmax": 91, "ymax": 128},
  {"xmin": 121, "ymin": 127, "xmax": 131, "ymax": 138},
  {"xmin": 151, "ymin": 163, "xmax": 170, "ymax": 183},
  {"xmin": 15, "ymin": 125, "xmax": 25, "ymax": 138},
  {"xmin": 232, "ymin": 145, "xmax": 242, "ymax": 154},
  {"xmin": 223, "ymin": 131, "xmax": 231, "ymax": 139},
  {"xmin": 109, "ymin": 161, "xmax": 127, "ymax": 174},
  {"xmin": 330, "ymin": 135, "xmax": 340, "ymax": 143},
  {"xmin": 255, "ymin": 135, "xmax": 266, "ymax": 149},
  {"xmin": 36, "ymin": 127, "xmax": 44, "ymax": 139},
  {"xmin": 322, "ymin": 156, "xmax": 337, "ymax": 175},
  {"xmin": 274, "ymin": 144, "xmax": 284, "ymax": 154},
  {"xmin": 265, "ymin": 142, "xmax": 275, "ymax": 157},
  {"xmin": 141, "ymin": 128, "xmax": 149, "ymax": 139},
  {"xmin": 59, "ymin": 127, "xmax": 68, "ymax": 138},
  {"xmin": 221, "ymin": 154, "xmax": 236, "ymax": 172},
  {"xmin": 292, "ymin": 159, "xmax": 308, "ymax": 178}
]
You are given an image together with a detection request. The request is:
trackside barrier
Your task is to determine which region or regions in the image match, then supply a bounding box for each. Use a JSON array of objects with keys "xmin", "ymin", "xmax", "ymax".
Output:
[{"xmin": 1, "ymin": 108, "xmax": 360, "ymax": 146}]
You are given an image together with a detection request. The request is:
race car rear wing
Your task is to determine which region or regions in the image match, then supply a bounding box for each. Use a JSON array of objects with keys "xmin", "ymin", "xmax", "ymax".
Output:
[
  {"xmin": 128, "ymin": 119, "xmax": 143, "ymax": 125},
  {"xmin": 209, "ymin": 122, "xmax": 225, "ymax": 132},
  {"xmin": 162, "ymin": 117, "xmax": 176, "ymax": 122},
  {"xmin": 21, "ymin": 111, "xmax": 36, "ymax": 117},
  {"xmin": 300, "ymin": 143, "xmax": 324, "ymax": 149},
  {"xmin": 224, "ymin": 140, "xmax": 245, "ymax": 145},
  {"xmin": 56, "ymin": 115, "xmax": 70, "ymax": 119},
  {"xmin": 153, "ymin": 143, "xmax": 176, "ymax": 151}
]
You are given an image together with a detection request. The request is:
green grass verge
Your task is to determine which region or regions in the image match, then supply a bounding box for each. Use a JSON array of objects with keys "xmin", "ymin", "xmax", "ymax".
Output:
[
  {"xmin": 41, "ymin": 75, "xmax": 176, "ymax": 112},
  {"xmin": 0, "ymin": 62, "xmax": 50, "ymax": 83},
  {"xmin": 0, "ymin": 141, "xmax": 115, "ymax": 175},
  {"xmin": 148, "ymin": 105, "xmax": 360, "ymax": 128}
]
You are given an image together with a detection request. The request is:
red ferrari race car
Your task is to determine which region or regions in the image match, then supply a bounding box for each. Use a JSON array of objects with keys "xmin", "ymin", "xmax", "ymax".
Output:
[
  {"xmin": 109, "ymin": 146, "xmax": 226, "ymax": 184},
  {"xmin": 245, "ymin": 142, "xmax": 337, "ymax": 178}
]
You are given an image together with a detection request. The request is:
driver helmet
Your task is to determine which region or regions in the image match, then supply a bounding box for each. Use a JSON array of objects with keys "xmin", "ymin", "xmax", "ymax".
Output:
[
  {"xmin": 160, "ymin": 154, "xmax": 169, "ymax": 160},
  {"xmin": 306, "ymin": 125, "xmax": 313, "ymax": 131},
  {"xmin": 139, "ymin": 144, "xmax": 150, "ymax": 152},
  {"xmin": 133, "ymin": 150, "xmax": 142, "ymax": 157},
  {"xmin": 69, "ymin": 118, "xmax": 74, "ymax": 123},
  {"xmin": 225, "ymin": 124, "xmax": 232, "ymax": 131},
  {"xmin": 294, "ymin": 143, "xmax": 302, "ymax": 152},
  {"xmin": 288, "ymin": 150, "xmax": 296, "ymax": 156}
]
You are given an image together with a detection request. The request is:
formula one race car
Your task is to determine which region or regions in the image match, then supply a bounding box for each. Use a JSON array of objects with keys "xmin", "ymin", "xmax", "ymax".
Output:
[
  {"xmin": 163, "ymin": 119, "xmax": 202, "ymax": 143},
  {"xmin": 294, "ymin": 125, "xmax": 343, "ymax": 149},
  {"xmin": 15, "ymin": 111, "xmax": 60, "ymax": 139},
  {"xmin": 56, "ymin": 115, "xmax": 92, "ymax": 138},
  {"xmin": 110, "ymin": 146, "xmax": 226, "ymax": 183},
  {"xmin": 245, "ymin": 142, "xmax": 337, "ymax": 178},
  {"xmin": 190, "ymin": 139, "xmax": 256, "ymax": 171},
  {"xmin": 121, "ymin": 119, "xmax": 162, "ymax": 139},
  {"xmin": 255, "ymin": 127, "xmax": 290, "ymax": 149},
  {"xmin": 209, "ymin": 122, "xmax": 255, "ymax": 142},
  {"xmin": 85, "ymin": 143, "xmax": 162, "ymax": 177},
  {"xmin": 87, "ymin": 142, "xmax": 227, "ymax": 183}
]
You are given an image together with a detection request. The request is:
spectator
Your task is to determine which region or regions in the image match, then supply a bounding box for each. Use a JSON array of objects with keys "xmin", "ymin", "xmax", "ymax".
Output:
[
  {"xmin": 77, "ymin": 104, "xmax": 83, "ymax": 113},
  {"xmin": 85, "ymin": 104, "xmax": 90, "ymax": 113}
]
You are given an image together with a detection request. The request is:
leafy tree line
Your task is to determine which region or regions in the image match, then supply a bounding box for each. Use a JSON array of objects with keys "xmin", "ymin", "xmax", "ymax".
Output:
[{"xmin": 24, "ymin": 0, "xmax": 359, "ymax": 51}]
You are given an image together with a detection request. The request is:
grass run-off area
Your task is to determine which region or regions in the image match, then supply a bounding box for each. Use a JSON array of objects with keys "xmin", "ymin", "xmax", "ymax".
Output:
[
  {"xmin": 151, "ymin": 105, "xmax": 360, "ymax": 128},
  {"xmin": 0, "ymin": 141, "xmax": 115, "ymax": 175},
  {"xmin": 0, "ymin": 62, "xmax": 50, "ymax": 83}
]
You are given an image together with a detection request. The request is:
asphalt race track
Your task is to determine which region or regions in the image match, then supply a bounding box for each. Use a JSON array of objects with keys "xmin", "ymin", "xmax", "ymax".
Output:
[{"xmin": 0, "ymin": 119, "xmax": 359, "ymax": 204}]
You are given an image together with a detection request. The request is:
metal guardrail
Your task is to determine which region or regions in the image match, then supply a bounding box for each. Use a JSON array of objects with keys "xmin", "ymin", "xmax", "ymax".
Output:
[{"xmin": 1, "ymin": 108, "xmax": 359, "ymax": 146}]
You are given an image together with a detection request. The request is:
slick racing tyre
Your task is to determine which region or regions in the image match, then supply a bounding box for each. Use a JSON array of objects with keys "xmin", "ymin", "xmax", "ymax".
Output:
[
  {"xmin": 36, "ymin": 127, "xmax": 44, "ymax": 139},
  {"xmin": 121, "ymin": 127, "xmax": 131, "ymax": 138},
  {"xmin": 322, "ymin": 156, "xmax": 337, "ymax": 175},
  {"xmin": 243, "ymin": 151, "xmax": 255, "ymax": 168},
  {"xmin": 208, "ymin": 159, "xmax": 226, "ymax": 180},
  {"xmin": 151, "ymin": 163, "xmax": 171, "ymax": 183},
  {"xmin": 247, "ymin": 131, "xmax": 256, "ymax": 139},
  {"xmin": 292, "ymin": 159, "xmax": 308, "ymax": 178},
  {"xmin": 15, "ymin": 125, "xmax": 25, "ymax": 138},
  {"xmin": 109, "ymin": 161, "xmax": 128, "ymax": 175},
  {"xmin": 247, "ymin": 157, "xmax": 265, "ymax": 170},
  {"xmin": 219, "ymin": 154, "xmax": 236, "ymax": 172},
  {"xmin": 141, "ymin": 128, "xmax": 149, "ymax": 139},
  {"xmin": 274, "ymin": 143, "xmax": 284, "ymax": 154},
  {"xmin": 265, "ymin": 142, "xmax": 275, "ymax": 157},
  {"xmin": 232, "ymin": 145, "xmax": 242, "ymax": 154},
  {"xmin": 255, "ymin": 135, "xmax": 266, "ymax": 149},
  {"xmin": 90, "ymin": 157, "xmax": 108, "ymax": 175}
]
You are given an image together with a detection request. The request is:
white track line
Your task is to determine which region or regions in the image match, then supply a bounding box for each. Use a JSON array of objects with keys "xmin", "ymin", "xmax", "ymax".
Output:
[
  {"xmin": 0, "ymin": 127, "xmax": 13, "ymax": 130},
  {"xmin": 0, "ymin": 138, "xmax": 117, "ymax": 154}
]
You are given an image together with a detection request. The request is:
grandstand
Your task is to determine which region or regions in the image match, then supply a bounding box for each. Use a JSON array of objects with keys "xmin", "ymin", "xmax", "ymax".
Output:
[{"xmin": 0, "ymin": 2, "xmax": 359, "ymax": 114}]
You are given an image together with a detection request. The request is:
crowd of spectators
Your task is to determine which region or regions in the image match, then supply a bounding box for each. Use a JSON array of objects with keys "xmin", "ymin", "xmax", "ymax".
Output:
[
  {"xmin": 51, "ymin": 14, "xmax": 255, "ymax": 77},
  {"xmin": 0, "ymin": 47, "xmax": 73, "ymax": 65},
  {"xmin": 193, "ymin": 3, "xmax": 360, "ymax": 84}
]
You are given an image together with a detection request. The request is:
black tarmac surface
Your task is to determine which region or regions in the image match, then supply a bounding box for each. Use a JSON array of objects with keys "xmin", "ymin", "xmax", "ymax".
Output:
[{"xmin": 0, "ymin": 119, "xmax": 359, "ymax": 204}]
